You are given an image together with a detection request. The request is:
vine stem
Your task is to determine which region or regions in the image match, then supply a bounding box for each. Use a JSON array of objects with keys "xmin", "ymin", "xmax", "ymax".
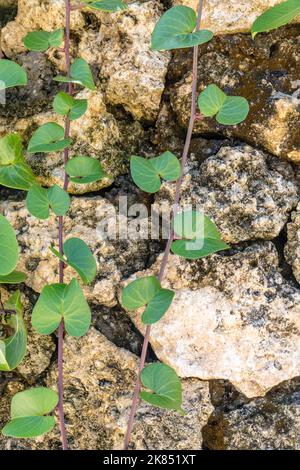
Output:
[
  {"xmin": 123, "ymin": 0, "xmax": 204, "ymax": 450},
  {"xmin": 57, "ymin": 0, "xmax": 73, "ymax": 451}
]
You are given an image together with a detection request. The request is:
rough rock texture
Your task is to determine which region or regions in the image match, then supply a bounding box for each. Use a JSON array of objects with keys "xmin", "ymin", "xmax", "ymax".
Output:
[
  {"xmin": 285, "ymin": 202, "xmax": 300, "ymax": 283},
  {"xmin": 158, "ymin": 145, "xmax": 298, "ymax": 243},
  {"xmin": 125, "ymin": 243, "xmax": 300, "ymax": 398},
  {"xmin": 0, "ymin": 328, "xmax": 213, "ymax": 450},
  {"xmin": 170, "ymin": 27, "xmax": 300, "ymax": 162},
  {"xmin": 175, "ymin": 1, "xmax": 300, "ymax": 34},
  {"xmin": 1, "ymin": 196, "xmax": 156, "ymax": 307},
  {"xmin": 203, "ymin": 377, "xmax": 300, "ymax": 450}
]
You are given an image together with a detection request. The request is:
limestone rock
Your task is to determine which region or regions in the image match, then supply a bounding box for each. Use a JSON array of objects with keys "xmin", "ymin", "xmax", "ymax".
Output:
[
  {"xmin": 124, "ymin": 242, "xmax": 300, "ymax": 398},
  {"xmin": 1, "ymin": 197, "xmax": 153, "ymax": 307},
  {"xmin": 174, "ymin": 1, "xmax": 300, "ymax": 35},
  {"xmin": 1, "ymin": 0, "xmax": 84, "ymax": 57},
  {"xmin": 170, "ymin": 29, "xmax": 300, "ymax": 161},
  {"xmin": 285, "ymin": 202, "xmax": 300, "ymax": 283},
  {"xmin": 158, "ymin": 145, "xmax": 298, "ymax": 244},
  {"xmin": 203, "ymin": 378, "xmax": 300, "ymax": 450},
  {"xmin": 0, "ymin": 328, "xmax": 213, "ymax": 450},
  {"xmin": 78, "ymin": 1, "xmax": 170, "ymax": 121}
]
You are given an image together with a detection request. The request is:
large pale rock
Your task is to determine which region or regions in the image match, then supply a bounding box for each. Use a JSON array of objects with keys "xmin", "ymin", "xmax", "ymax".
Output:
[
  {"xmin": 170, "ymin": 30, "xmax": 300, "ymax": 162},
  {"xmin": 0, "ymin": 328, "xmax": 213, "ymax": 450},
  {"xmin": 285, "ymin": 202, "xmax": 300, "ymax": 283},
  {"xmin": 158, "ymin": 145, "xmax": 298, "ymax": 244},
  {"xmin": 174, "ymin": 1, "xmax": 300, "ymax": 34},
  {"xmin": 0, "ymin": 89, "xmax": 147, "ymax": 193},
  {"xmin": 78, "ymin": 1, "xmax": 170, "ymax": 121},
  {"xmin": 124, "ymin": 242, "xmax": 300, "ymax": 398},
  {"xmin": 203, "ymin": 378, "xmax": 300, "ymax": 450},
  {"xmin": 1, "ymin": 197, "xmax": 153, "ymax": 307}
]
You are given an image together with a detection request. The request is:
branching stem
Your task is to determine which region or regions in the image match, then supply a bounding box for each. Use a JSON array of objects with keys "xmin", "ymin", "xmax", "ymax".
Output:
[{"xmin": 123, "ymin": 0, "xmax": 204, "ymax": 450}]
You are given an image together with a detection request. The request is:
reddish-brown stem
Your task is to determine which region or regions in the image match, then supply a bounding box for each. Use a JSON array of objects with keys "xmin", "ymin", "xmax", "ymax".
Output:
[
  {"xmin": 57, "ymin": 0, "xmax": 73, "ymax": 451},
  {"xmin": 123, "ymin": 0, "xmax": 204, "ymax": 450}
]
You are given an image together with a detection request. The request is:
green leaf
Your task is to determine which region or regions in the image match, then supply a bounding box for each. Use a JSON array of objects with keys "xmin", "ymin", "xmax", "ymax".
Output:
[
  {"xmin": 65, "ymin": 156, "xmax": 106, "ymax": 184},
  {"xmin": 0, "ymin": 291, "xmax": 27, "ymax": 371},
  {"xmin": 198, "ymin": 84, "xmax": 249, "ymax": 125},
  {"xmin": 32, "ymin": 278, "xmax": 91, "ymax": 337},
  {"xmin": 252, "ymin": 0, "xmax": 300, "ymax": 37},
  {"xmin": 53, "ymin": 92, "xmax": 87, "ymax": 121},
  {"xmin": 0, "ymin": 59, "xmax": 27, "ymax": 90},
  {"xmin": 122, "ymin": 276, "xmax": 174, "ymax": 325},
  {"xmin": 142, "ymin": 289, "xmax": 175, "ymax": 325},
  {"xmin": 0, "ymin": 271, "xmax": 26, "ymax": 284},
  {"xmin": 50, "ymin": 238, "xmax": 97, "ymax": 284},
  {"xmin": 130, "ymin": 152, "xmax": 180, "ymax": 194},
  {"xmin": 140, "ymin": 363, "xmax": 185, "ymax": 413},
  {"xmin": 0, "ymin": 215, "xmax": 19, "ymax": 276},
  {"xmin": 28, "ymin": 123, "xmax": 72, "ymax": 154},
  {"xmin": 0, "ymin": 134, "xmax": 35, "ymax": 190},
  {"xmin": 82, "ymin": 0, "xmax": 127, "ymax": 11},
  {"xmin": 151, "ymin": 5, "xmax": 213, "ymax": 51},
  {"xmin": 26, "ymin": 183, "xmax": 70, "ymax": 219},
  {"xmin": 54, "ymin": 58, "xmax": 96, "ymax": 91},
  {"xmin": 171, "ymin": 238, "xmax": 229, "ymax": 260},
  {"xmin": 173, "ymin": 210, "xmax": 221, "ymax": 240},
  {"xmin": 22, "ymin": 29, "xmax": 64, "ymax": 52},
  {"xmin": 2, "ymin": 387, "xmax": 58, "ymax": 438}
]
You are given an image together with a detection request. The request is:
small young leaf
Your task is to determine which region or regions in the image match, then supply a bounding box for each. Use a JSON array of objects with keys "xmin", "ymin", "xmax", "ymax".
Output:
[
  {"xmin": 198, "ymin": 84, "xmax": 249, "ymax": 125},
  {"xmin": 81, "ymin": 0, "xmax": 127, "ymax": 12},
  {"xmin": 0, "ymin": 271, "xmax": 26, "ymax": 284},
  {"xmin": 32, "ymin": 278, "xmax": 91, "ymax": 337},
  {"xmin": 130, "ymin": 152, "xmax": 180, "ymax": 194},
  {"xmin": 0, "ymin": 291, "xmax": 27, "ymax": 371},
  {"xmin": 22, "ymin": 29, "xmax": 64, "ymax": 52},
  {"xmin": 0, "ymin": 59, "xmax": 27, "ymax": 90},
  {"xmin": 0, "ymin": 215, "xmax": 19, "ymax": 276},
  {"xmin": 2, "ymin": 387, "xmax": 58, "ymax": 438},
  {"xmin": 54, "ymin": 58, "xmax": 96, "ymax": 91},
  {"xmin": 140, "ymin": 363, "xmax": 185, "ymax": 413},
  {"xmin": 28, "ymin": 123, "xmax": 72, "ymax": 153},
  {"xmin": 0, "ymin": 134, "xmax": 35, "ymax": 190},
  {"xmin": 151, "ymin": 6, "xmax": 213, "ymax": 51},
  {"xmin": 50, "ymin": 237, "xmax": 97, "ymax": 284},
  {"xmin": 53, "ymin": 92, "xmax": 87, "ymax": 121},
  {"xmin": 122, "ymin": 276, "xmax": 174, "ymax": 325},
  {"xmin": 251, "ymin": 0, "xmax": 300, "ymax": 37},
  {"xmin": 65, "ymin": 156, "xmax": 106, "ymax": 184},
  {"xmin": 26, "ymin": 184, "xmax": 70, "ymax": 219}
]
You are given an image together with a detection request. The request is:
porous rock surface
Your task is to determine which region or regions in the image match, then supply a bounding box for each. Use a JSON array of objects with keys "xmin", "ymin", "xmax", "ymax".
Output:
[
  {"xmin": 125, "ymin": 243, "xmax": 300, "ymax": 398},
  {"xmin": 285, "ymin": 202, "xmax": 300, "ymax": 283}
]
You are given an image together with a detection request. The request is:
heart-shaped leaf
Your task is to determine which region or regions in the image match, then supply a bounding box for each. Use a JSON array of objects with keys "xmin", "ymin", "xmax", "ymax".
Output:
[
  {"xmin": 151, "ymin": 5, "xmax": 213, "ymax": 51},
  {"xmin": 50, "ymin": 237, "xmax": 97, "ymax": 284},
  {"xmin": 252, "ymin": 0, "xmax": 300, "ymax": 37},
  {"xmin": 53, "ymin": 92, "xmax": 87, "ymax": 121},
  {"xmin": 122, "ymin": 276, "xmax": 174, "ymax": 325},
  {"xmin": 140, "ymin": 363, "xmax": 185, "ymax": 413},
  {"xmin": 0, "ymin": 134, "xmax": 35, "ymax": 190},
  {"xmin": 130, "ymin": 152, "xmax": 180, "ymax": 193},
  {"xmin": 0, "ymin": 271, "xmax": 26, "ymax": 284},
  {"xmin": 171, "ymin": 238, "xmax": 229, "ymax": 260},
  {"xmin": 28, "ymin": 123, "xmax": 72, "ymax": 153},
  {"xmin": 0, "ymin": 215, "xmax": 19, "ymax": 276},
  {"xmin": 26, "ymin": 183, "xmax": 70, "ymax": 219},
  {"xmin": 0, "ymin": 59, "xmax": 27, "ymax": 90},
  {"xmin": 198, "ymin": 84, "xmax": 249, "ymax": 125},
  {"xmin": 23, "ymin": 29, "xmax": 64, "ymax": 51},
  {"xmin": 82, "ymin": 0, "xmax": 127, "ymax": 11},
  {"xmin": 2, "ymin": 387, "xmax": 58, "ymax": 438},
  {"xmin": 0, "ymin": 291, "xmax": 27, "ymax": 372},
  {"xmin": 54, "ymin": 58, "xmax": 96, "ymax": 91},
  {"xmin": 65, "ymin": 156, "xmax": 106, "ymax": 184},
  {"xmin": 32, "ymin": 278, "xmax": 91, "ymax": 337}
]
